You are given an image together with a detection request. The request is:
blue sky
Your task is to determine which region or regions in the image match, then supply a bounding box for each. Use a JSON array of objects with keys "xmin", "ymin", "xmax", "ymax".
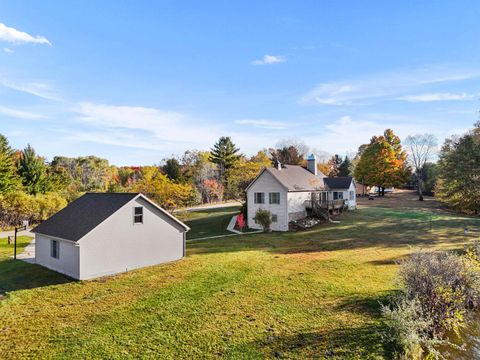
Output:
[{"xmin": 0, "ymin": 1, "xmax": 479, "ymax": 165}]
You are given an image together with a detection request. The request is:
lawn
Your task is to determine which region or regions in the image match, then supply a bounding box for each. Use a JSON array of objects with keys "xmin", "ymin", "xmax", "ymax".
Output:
[
  {"xmin": 177, "ymin": 205, "xmax": 241, "ymax": 240},
  {"xmin": 1, "ymin": 192, "xmax": 479, "ymax": 359}
]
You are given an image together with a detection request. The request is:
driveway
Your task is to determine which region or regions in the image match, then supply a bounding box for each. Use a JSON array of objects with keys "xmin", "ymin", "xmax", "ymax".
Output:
[
  {"xmin": 175, "ymin": 201, "xmax": 242, "ymax": 213},
  {"xmin": 0, "ymin": 228, "xmax": 34, "ymax": 238}
]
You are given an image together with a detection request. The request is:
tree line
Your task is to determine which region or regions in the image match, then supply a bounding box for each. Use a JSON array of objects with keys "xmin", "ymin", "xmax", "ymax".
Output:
[{"xmin": 0, "ymin": 121, "xmax": 478, "ymax": 227}]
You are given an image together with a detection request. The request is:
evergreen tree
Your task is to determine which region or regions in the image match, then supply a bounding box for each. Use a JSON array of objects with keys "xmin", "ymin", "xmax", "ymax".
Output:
[
  {"xmin": 0, "ymin": 134, "xmax": 21, "ymax": 194},
  {"xmin": 17, "ymin": 144, "xmax": 47, "ymax": 195},
  {"xmin": 270, "ymin": 146, "xmax": 304, "ymax": 166},
  {"xmin": 210, "ymin": 136, "xmax": 240, "ymax": 182},
  {"xmin": 436, "ymin": 122, "xmax": 480, "ymax": 213},
  {"xmin": 163, "ymin": 157, "xmax": 182, "ymax": 182},
  {"xmin": 338, "ymin": 156, "xmax": 352, "ymax": 177}
]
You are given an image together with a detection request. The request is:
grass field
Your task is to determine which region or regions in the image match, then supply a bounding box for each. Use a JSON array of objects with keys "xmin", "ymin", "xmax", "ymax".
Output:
[
  {"xmin": 177, "ymin": 206, "xmax": 241, "ymax": 239},
  {"xmin": 1, "ymin": 192, "xmax": 479, "ymax": 359}
]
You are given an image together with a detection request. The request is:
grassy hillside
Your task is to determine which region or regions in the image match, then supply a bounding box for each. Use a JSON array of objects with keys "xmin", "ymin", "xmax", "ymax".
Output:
[{"xmin": 0, "ymin": 192, "xmax": 479, "ymax": 359}]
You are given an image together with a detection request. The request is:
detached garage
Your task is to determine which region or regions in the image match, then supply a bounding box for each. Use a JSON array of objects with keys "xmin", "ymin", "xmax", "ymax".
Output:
[{"xmin": 32, "ymin": 193, "xmax": 189, "ymax": 280}]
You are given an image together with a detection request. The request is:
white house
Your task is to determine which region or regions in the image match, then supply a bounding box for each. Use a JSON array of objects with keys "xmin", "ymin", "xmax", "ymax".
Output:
[
  {"xmin": 32, "ymin": 193, "xmax": 189, "ymax": 280},
  {"xmin": 246, "ymin": 155, "xmax": 356, "ymax": 232}
]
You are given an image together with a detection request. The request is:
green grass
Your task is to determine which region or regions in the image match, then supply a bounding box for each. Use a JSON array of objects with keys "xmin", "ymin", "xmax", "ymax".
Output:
[
  {"xmin": 1, "ymin": 192, "xmax": 479, "ymax": 359},
  {"xmin": 177, "ymin": 206, "xmax": 241, "ymax": 239}
]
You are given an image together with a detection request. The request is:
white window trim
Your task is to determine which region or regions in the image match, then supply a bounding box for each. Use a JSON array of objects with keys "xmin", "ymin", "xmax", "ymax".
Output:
[
  {"xmin": 133, "ymin": 206, "xmax": 144, "ymax": 224},
  {"xmin": 269, "ymin": 192, "xmax": 280, "ymax": 205},
  {"xmin": 254, "ymin": 192, "xmax": 265, "ymax": 204}
]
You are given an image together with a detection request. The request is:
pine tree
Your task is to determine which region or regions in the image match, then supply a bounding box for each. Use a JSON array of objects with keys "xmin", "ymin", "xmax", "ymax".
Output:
[
  {"xmin": 210, "ymin": 136, "xmax": 240, "ymax": 183},
  {"xmin": 338, "ymin": 156, "xmax": 352, "ymax": 177},
  {"xmin": 0, "ymin": 134, "xmax": 21, "ymax": 194},
  {"xmin": 17, "ymin": 144, "xmax": 47, "ymax": 195}
]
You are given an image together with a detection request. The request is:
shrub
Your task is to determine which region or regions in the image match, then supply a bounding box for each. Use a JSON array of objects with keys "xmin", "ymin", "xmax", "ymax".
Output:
[
  {"xmin": 382, "ymin": 251, "xmax": 480, "ymax": 359},
  {"xmin": 254, "ymin": 208, "xmax": 272, "ymax": 232}
]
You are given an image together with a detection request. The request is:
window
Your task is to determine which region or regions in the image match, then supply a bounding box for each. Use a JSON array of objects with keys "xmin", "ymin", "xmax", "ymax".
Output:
[
  {"xmin": 134, "ymin": 206, "xmax": 143, "ymax": 224},
  {"xmin": 349, "ymin": 191, "xmax": 354, "ymax": 201},
  {"xmin": 271, "ymin": 214, "xmax": 278, "ymax": 222},
  {"xmin": 333, "ymin": 192, "xmax": 344, "ymax": 200},
  {"xmin": 51, "ymin": 240, "xmax": 59, "ymax": 259},
  {"xmin": 254, "ymin": 192, "xmax": 265, "ymax": 204},
  {"xmin": 269, "ymin": 192, "xmax": 280, "ymax": 204}
]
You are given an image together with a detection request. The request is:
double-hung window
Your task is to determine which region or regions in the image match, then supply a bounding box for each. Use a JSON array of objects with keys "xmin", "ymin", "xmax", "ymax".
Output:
[
  {"xmin": 254, "ymin": 192, "xmax": 265, "ymax": 204},
  {"xmin": 51, "ymin": 240, "xmax": 59, "ymax": 259},
  {"xmin": 349, "ymin": 191, "xmax": 354, "ymax": 200},
  {"xmin": 271, "ymin": 214, "xmax": 278, "ymax": 222},
  {"xmin": 134, "ymin": 206, "xmax": 143, "ymax": 224},
  {"xmin": 333, "ymin": 192, "xmax": 344, "ymax": 200},
  {"xmin": 269, "ymin": 192, "xmax": 280, "ymax": 204}
]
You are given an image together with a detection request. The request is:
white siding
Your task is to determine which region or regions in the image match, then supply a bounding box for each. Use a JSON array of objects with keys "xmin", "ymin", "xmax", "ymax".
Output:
[
  {"xmin": 287, "ymin": 192, "xmax": 310, "ymax": 221},
  {"xmin": 78, "ymin": 197, "xmax": 185, "ymax": 280},
  {"xmin": 35, "ymin": 234, "xmax": 79, "ymax": 279},
  {"xmin": 247, "ymin": 171, "xmax": 288, "ymax": 231}
]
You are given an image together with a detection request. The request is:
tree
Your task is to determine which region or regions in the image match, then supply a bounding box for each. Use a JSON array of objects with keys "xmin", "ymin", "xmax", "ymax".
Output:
[
  {"xmin": 225, "ymin": 152, "xmax": 271, "ymax": 200},
  {"xmin": 327, "ymin": 154, "xmax": 343, "ymax": 177},
  {"xmin": 405, "ymin": 134, "xmax": 438, "ymax": 201},
  {"xmin": 436, "ymin": 123, "xmax": 480, "ymax": 214},
  {"xmin": 338, "ymin": 156, "xmax": 352, "ymax": 177},
  {"xmin": 17, "ymin": 144, "xmax": 47, "ymax": 195},
  {"xmin": 270, "ymin": 146, "xmax": 304, "ymax": 165},
  {"xmin": 0, "ymin": 134, "xmax": 21, "ymax": 194},
  {"xmin": 162, "ymin": 157, "xmax": 182, "ymax": 182},
  {"xmin": 275, "ymin": 138, "xmax": 309, "ymax": 157},
  {"xmin": 354, "ymin": 129, "xmax": 410, "ymax": 196},
  {"xmin": 131, "ymin": 166, "xmax": 196, "ymax": 210},
  {"xmin": 210, "ymin": 137, "xmax": 241, "ymax": 183}
]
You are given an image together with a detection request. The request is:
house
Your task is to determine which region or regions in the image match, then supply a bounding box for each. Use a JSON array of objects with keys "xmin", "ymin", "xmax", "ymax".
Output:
[
  {"xmin": 32, "ymin": 193, "xmax": 189, "ymax": 280},
  {"xmin": 246, "ymin": 155, "xmax": 356, "ymax": 231}
]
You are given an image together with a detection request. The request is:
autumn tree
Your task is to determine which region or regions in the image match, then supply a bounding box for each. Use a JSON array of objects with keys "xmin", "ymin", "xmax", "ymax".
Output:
[
  {"xmin": 162, "ymin": 157, "xmax": 182, "ymax": 182},
  {"xmin": 404, "ymin": 134, "xmax": 438, "ymax": 201},
  {"xmin": 354, "ymin": 129, "xmax": 410, "ymax": 196},
  {"xmin": 210, "ymin": 137, "xmax": 241, "ymax": 184},
  {"xmin": 436, "ymin": 123, "xmax": 480, "ymax": 214},
  {"xmin": 327, "ymin": 154, "xmax": 343, "ymax": 177}
]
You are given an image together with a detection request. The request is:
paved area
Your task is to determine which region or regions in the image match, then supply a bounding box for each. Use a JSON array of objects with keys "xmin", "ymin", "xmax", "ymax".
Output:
[
  {"xmin": 16, "ymin": 238, "xmax": 36, "ymax": 264},
  {"xmin": 0, "ymin": 228, "xmax": 34, "ymax": 238}
]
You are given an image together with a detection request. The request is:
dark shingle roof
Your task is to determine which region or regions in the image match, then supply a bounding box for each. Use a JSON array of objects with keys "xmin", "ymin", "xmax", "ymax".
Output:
[
  {"xmin": 265, "ymin": 165, "xmax": 327, "ymax": 191},
  {"xmin": 33, "ymin": 193, "xmax": 139, "ymax": 241},
  {"xmin": 323, "ymin": 177, "xmax": 353, "ymax": 189}
]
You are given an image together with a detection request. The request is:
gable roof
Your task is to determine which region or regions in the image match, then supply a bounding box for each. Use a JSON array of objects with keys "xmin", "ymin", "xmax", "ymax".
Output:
[
  {"xmin": 323, "ymin": 177, "xmax": 354, "ymax": 189},
  {"xmin": 32, "ymin": 193, "xmax": 189, "ymax": 242},
  {"xmin": 264, "ymin": 165, "xmax": 327, "ymax": 191}
]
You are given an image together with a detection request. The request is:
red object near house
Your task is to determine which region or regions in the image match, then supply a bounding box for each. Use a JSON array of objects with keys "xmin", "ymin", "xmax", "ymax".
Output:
[{"xmin": 236, "ymin": 213, "xmax": 246, "ymax": 231}]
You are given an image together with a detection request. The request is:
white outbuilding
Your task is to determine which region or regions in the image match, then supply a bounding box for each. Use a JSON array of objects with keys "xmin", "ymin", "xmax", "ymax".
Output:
[{"xmin": 32, "ymin": 193, "xmax": 189, "ymax": 280}]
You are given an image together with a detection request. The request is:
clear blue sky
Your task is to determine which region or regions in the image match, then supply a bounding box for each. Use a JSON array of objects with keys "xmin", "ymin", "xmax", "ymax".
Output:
[{"xmin": 1, "ymin": 1, "xmax": 479, "ymax": 165}]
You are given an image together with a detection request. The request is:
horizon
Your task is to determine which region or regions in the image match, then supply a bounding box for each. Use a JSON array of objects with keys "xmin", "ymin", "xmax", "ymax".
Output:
[{"xmin": 1, "ymin": 2, "xmax": 479, "ymax": 165}]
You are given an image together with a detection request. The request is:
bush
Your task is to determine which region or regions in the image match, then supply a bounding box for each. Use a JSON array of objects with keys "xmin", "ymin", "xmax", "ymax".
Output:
[
  {"xmin": 382, "ymin": 251, "xmax": 480, "ymax": 359},
  {"xmin": 254, "ymin": 208, "xmax": 272, "ymax": 232}
]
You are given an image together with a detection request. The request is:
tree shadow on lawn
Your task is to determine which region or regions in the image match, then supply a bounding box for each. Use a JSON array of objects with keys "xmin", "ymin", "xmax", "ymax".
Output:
[
  {"xmin": 188, "ymin": 215, "xmax": 476, "ymax": 257},
  {"xmin": 0, "ymin": 259, "xmax": 72, "ymax": 299},
  {"xmin": 236, "ymin": 292, "xmax": 397, "ymax": 359}
]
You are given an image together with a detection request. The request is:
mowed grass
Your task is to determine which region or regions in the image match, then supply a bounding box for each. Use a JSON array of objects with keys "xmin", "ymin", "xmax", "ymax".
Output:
[
  {"xmin": 1, "ymin": 192, "xmax": 480, "ymax": 359},
  {"xmin": 177, "ymin": 206, "xmax": 241, "ymax": 239}
]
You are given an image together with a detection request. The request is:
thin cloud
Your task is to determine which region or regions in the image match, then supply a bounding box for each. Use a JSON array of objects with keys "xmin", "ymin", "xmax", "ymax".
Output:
[
  {"xmin": 397, "ymin": 92, "xmax": 474, "ymax": 102},
  {"xmin": 235, "ymin": 119, "xmax": 290, "ymax": 130},
  {"xmin": 0, "ymin": 80, "xmax": 60, "ymax": 101},
  {"xmin": 0, "ymin": 105, "xmax": 46, "ymax": 120},
  {"xmin": 3, "ymin": 47, "xmax": 14, "ymax": 53},
  {"xmin": 0, "ymin": 23, "xmax": 51, "ymax": 46},
  {"xmin": 300, "ymin": 65, "xmax": 480, "ymax": 106},
  {"xmin": 251, "ymin": 54, "xmax": 286, "ymax": 65}
]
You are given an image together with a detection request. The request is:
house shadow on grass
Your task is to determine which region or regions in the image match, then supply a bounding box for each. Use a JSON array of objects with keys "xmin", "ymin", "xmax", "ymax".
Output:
[{"xmin": 0, "ymin": 258, "xmax": 72, "ymax": 299}]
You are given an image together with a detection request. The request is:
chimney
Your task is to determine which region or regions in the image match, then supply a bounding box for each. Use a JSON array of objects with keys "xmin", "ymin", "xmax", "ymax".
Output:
[{"xmin": 307, "ymin": 154, "xmax": 317, "ymax": 175}]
